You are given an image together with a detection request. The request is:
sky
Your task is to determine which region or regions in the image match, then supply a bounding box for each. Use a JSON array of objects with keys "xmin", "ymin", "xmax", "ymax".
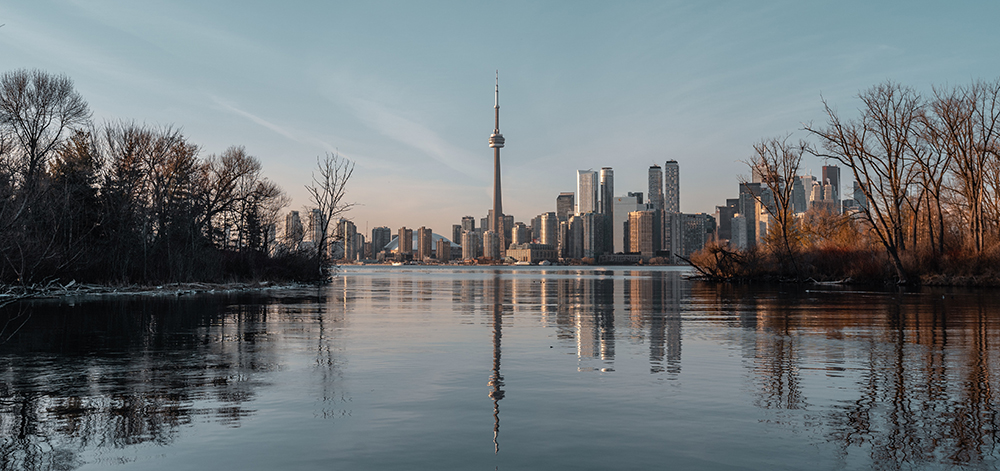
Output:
[{"xmin": 2, "ymin": 1, "xmax": 999, "ymax": 237}]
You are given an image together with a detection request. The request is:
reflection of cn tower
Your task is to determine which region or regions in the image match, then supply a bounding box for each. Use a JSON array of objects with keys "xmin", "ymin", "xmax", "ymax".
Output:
[{"xmin": 488, "ymin": 275, "xmax": 505, "ymax": 454}]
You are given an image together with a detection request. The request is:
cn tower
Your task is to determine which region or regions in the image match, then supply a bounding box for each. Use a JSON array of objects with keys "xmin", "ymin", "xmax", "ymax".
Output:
[{"xmin": 488, "ymin": 71, "xmax": 505, "ymax": 248}]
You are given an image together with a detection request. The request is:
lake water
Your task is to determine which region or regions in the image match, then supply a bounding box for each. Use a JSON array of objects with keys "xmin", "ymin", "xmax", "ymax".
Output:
[{"xmin": 2, "ymin": 266, "xmax": 1000, "ymax": 470}]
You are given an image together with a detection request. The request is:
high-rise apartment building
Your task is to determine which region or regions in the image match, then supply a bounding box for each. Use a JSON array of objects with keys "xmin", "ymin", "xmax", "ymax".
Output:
[
  {"xmin": 461, "ymin": 216, "xmax": 476, "ymax": 233},
  {"xmin": 629, "ymin": 211, "xmax": 656, "ymax": 256},
  {"xmin": 511, "ymin": 222, "xmax": 531, "ymax": 246},
  {"xmin": 540, "ymin": 212, "xmax": 558, "ymax": 247},
  {"xmin": 556, "ymin": 192, "xmax": 574, "ymax": 222},
  {"xmin": 417, "ymin": 227, "xmax": 433, "ymax": 261},
  {"xmin": 371, "ymin": 226, "xmax": 391, "ymax": 254},
  {"xmin": 285, "ymin": 211, "xmax": 303, "ymax": 246},
  {"xmin": 437, "ymin": 239, "xmax": 451, "ymax": 263},
  {"xmin": 576, "ymin": 170, "xmax": 598, "ymax": 214},
  {"xmin": 648, "ymin": 165, "xmax": 664, "ymax": 212},
  {"xmin": 397, "ymin": 227, "xmax": 413, "ymax": 255},
  {"xmin": 452, "ymin": 224, "xmax": 463, "ymax": 245},
  {"xmin": 461, "ymin": 230, "xmax": 481, "ymax": 260},
  {"xmin": 308, "ymin": 208, "xmax": 325, "ymax": 244},
  {"xmin": 600, "ymin": 168, "xmax": 614, "ymax": 214},
  {"xmin": 599, "ymin": 167, "xmax": 615, "ymax": 255},
  {"xmin": 337, "ymin": 218, "xmax": 357, "ymax": 260},
  {"xmin": 483, "ymin": 230, "xmax": 501, "ymax": 260},
  {"xmin": 664, "ymin": 160, "xmax": 679, "ymax": 213},
  {"xmin": 613, "ymin": 195, "xmax": 642, "ymax": 253}
]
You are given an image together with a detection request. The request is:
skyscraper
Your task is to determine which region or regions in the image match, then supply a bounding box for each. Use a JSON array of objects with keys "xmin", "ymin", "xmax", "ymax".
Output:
[
  {"xmin": 371, "ymin": 226, "xmax": 391, "ymax": 255},
  {"xmin": 599, "ymin": 167, "xmax": 614, "ymax": 255},
  {"xmin": 461, "ymin": 216, "xmax": 476, "ymax": 233},
  {"xmin": 576, "ymin": 170, "xmax": 598, "ymax": 214},
  {"xmin": 417, "ymin": 226, "xmax": 432, "ymax": 261},
  {"xmin": 488, "ymin": 71, "xmax": 506, "ymax": 252},
  {"xmin": 556, "ymin": 192, "xmax": 574, "ymax": 222},
  {"xmin": 540, "ymin": 212, "xmax": 558, "ymax": 247},
  {"xmin": 648, "ymin": 165, "xmax": 663, "ymax": 211},
  {"xmin": 613, "ymin": 195, "xmax": 642, "ymax": 253},
  {"xmin": 664, "ymin": 160, "xmax": 679, "ymax": 213},
  {"xmin": 397, "ymin": 227, "xmax": 412, "ymax": 255},
  {"xmin": 285, "ymin": 211, "xmax": 303, "ymax": 247},
  {"xmin": 822, "ymin": 165, "xmax": 841, "ymax": 205}
]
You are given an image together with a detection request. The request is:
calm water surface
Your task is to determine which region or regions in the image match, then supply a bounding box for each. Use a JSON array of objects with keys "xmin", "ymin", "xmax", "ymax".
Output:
[{"xmin": 2, "ymin": 266, "xmax": 1000, "ymax": 470}]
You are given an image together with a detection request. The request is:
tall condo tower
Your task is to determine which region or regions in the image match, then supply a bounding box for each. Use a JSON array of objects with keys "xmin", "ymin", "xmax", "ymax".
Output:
[
  {"xmin": 488, "ymin": 71, "xmax": 506, "ymax": 249},
  {"xmin": 576, "ymin": 170, "xmax": 598, "ymax": 214},
  {"xmin": 664, "ymin": 160, "xmax": 679, "ymax": 213},
  {"xmin": 648, "ymin": 165, "xmax": 664, "ymax": 211}
]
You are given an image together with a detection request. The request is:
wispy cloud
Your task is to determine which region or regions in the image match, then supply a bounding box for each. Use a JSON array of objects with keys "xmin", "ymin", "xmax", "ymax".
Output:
[
  {"xmin": 346, "ymin": 97, "xmax": 484, "ymax": 180},
  {"xmin": 211, "ymin": 96, "xmax": 300, "ymax": 142}
]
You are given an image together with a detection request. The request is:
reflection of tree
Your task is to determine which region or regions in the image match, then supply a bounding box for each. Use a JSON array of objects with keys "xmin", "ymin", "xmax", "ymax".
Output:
[
  {"xmin": 0, "ymin": 294, "xmax": 297, "ymax": 470},
  {"xmin": 720, "ymin": 285, "xmax": 1000, "ymax": 468},
  {"xmin": 749, "ymin": 301, "xmax": 804, "ymax": 411}
]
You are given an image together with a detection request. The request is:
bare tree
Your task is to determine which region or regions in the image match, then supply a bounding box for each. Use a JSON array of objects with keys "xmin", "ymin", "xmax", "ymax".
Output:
[
  {"xmin": 805, "ymin": 82, "xmax": 923, "ymax": 282},
  {"xmin": 925, "ymin": 79, "xmax": 1000, "ymax": 254},
  {"xmin": 305, "ymin": 152, "xmax": 354, "ymax": 276},
  {"xmin": 741, "ymin": 135, "xmax": 806, "ymax": 275},
  {"xmin": 0, "ymin": 69, "xmax": 90, "ymax": 203}
]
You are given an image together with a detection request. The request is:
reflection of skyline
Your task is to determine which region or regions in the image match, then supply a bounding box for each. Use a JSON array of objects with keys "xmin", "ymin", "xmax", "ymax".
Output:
[{"xmin": 487, "ymin": 274, "xmax": 505, "ymax": 454}]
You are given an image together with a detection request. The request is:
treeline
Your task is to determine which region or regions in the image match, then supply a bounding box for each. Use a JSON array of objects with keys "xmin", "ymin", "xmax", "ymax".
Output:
[
  {"xmin": 0, "ymin": 69, "xmax": 317, "ymax": 285},
  {"xmin": 696, "ymin": 78, "xmax": 1000, "ymax": 285}
]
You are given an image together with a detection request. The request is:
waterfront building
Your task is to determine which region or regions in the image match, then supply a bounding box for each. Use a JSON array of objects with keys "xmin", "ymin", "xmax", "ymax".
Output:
[
  {"xmin": 437, "ymin": 239, "xmax": 451, "ymax": 263},
  {"xmin": 511, "ymin": 222, "xmax": 531, "ymax": 246},
  {"xmin": 560, "ymin": 215, "xmax": 583, "ymax": 259},
  {"xmin": 504, "ymin": 214, "xmax": 514, "ymax": 249},
  {"xmin": 612, "ymin": 195, "xmax": 642, "ymax": 253},
  {"xmin": 732, "ymin": 215, "xmax": 748, "ymax": 249},
  {"xmin": 531, "ymin": 214, "xmax": 542, "ymax": 242},
  {"xmin": 397, "ymin": 227, "xmax": 413, "ymax": 255},
  {"xmin": 714, "ymin": 200, "xmax": 737, "ymax": 244},
  {"xmin": 452, "ymin": 224, "xmax": 463, "ymax": 246},
  {"xmin": 628, "ymin": 210, "xmax": 656, "ymax": 257},
  {"xmin": 540, "ymin": 212, "xmax": 559, "ymax": 247},
  {"xmin": 556, "ymin": 192, "xmax": 574, "ymax": 222},
  {"xmin": 664, "ymin": 160, "xmax": 679, "ymax": 213},
  {"xmin": 371, "ymin": 226, "xmax": 392, "ymax": 254},
  {"xmin": 337, "ymin": 219, "xmax": 357, "ymax": 260},
  {"xmin": 648, "ymin": 165, "xmax": 664, "ymax": 212},
  {"xmin": 738, "ymin": 183, "xmax": 761, "ymax": 249},
  {"xmin": 284, "ymin": 211, "xmax": 304, "ymax": 247},
  {"xmin": 462, "ymin": 230, "xmax": 481, "ymax": 260},
  {"xmin": 665, "ymin": 213, "xmax": 715, "ymax": 262},
  {"xmin": 417, "ymin": 226, "xmax": 433, "ymax": 261},
  {"xmin": 461, "ymin": 216, "xmax": 475, "ymax": 233},
  {"xmin": 308, "ymin": 208, "xmax": 325, "ymax": 244},
  {"xmin": 483, "ymin": 230, "xmax": 501, "ymax": 260},
  {"xmin": 507, "ymin": 243, "xmax": 558, "ymax": 263},
  {"xmin": 576, "ymin": 170, "xmax": 598, "ymax": 215},
  {"xmin": 580, "ymin": 212, "xmax": 607, "ymax": 259},
  {"xmin": 599, "ymin": 167, "xmax": 615, "ymax": 255}
]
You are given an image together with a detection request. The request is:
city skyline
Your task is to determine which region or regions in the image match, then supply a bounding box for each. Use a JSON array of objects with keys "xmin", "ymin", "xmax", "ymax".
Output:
[{"xmin": 3, "ymin": 2, "xmax": 1000, "ymax": 233}]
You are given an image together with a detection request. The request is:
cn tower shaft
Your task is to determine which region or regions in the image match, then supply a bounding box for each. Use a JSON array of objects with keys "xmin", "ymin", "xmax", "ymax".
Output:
[{"xmin": 488, "ymin": 71, "xmax": 505, "ymax": 248}]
